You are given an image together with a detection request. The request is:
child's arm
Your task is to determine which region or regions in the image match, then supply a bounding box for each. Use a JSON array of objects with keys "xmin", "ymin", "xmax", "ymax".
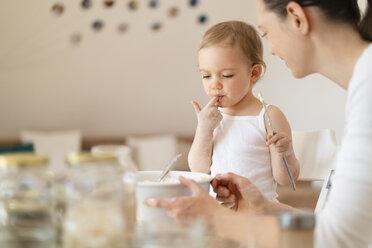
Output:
[
  {"xmin": 264, "ymin": 106, "xmax": 300, "ymax": 186},
  {"xmin": 188, "ymin": 97, "xmax": 222, "ymax": 173}
]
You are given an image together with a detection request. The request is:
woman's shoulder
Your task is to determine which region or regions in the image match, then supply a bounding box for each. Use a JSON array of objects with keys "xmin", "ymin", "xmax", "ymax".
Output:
[
  {"xmin": 351, "ymin": 44, "xmax": 372, "ymax": 84},
  {"xmin": 348, "ymin": 44, "xmax": 372, "ymax": 103}
]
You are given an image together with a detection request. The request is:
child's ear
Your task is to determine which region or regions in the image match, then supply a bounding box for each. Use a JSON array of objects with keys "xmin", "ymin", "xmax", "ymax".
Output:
[{"xmin": 250, "ymin": 64, "xmax": 262, "ymax": 83}]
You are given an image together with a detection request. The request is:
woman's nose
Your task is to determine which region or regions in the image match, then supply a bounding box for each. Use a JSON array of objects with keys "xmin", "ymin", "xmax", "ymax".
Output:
[{"xmin": 269, "ymin": 45, "xmax": 276, "ymax": 56}]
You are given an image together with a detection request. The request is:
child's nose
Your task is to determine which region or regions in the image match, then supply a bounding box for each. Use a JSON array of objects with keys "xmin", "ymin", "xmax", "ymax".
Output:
[{"xmin": 211, "ymin": 80, "xmax": 222, "ymax": 90}]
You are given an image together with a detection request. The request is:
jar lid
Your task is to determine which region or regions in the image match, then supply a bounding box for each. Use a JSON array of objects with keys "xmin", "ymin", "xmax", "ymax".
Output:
[
  {"xmin": 91, "ymin": 145, "xmax": 131, "ymax": 156},
  {"xmin": 66, "ymin": 152, "xmax": 118, "ymax": 165},
  {"xmin": 0, "ymin": 153, "xmax": 49, "ymax": 168},
  {"xmin": 6, "ymin": 199, "xmax": 46, "ymax": 213},
  {"xmin": 279, "ymin": 210, "xmax": 315, "ymax": 230}
]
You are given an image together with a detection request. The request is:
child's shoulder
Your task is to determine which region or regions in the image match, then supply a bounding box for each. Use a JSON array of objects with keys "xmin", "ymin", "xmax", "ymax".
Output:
[
  {"xmin": 267, "ymin": 105, "xmax": 285, "ymax": 115},
  {"xmin": 266, "ymin": 105, "xmax": 289, "ymax": 124}
]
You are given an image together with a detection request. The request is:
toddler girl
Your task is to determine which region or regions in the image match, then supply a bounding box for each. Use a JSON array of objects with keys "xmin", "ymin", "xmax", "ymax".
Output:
[{"xmin": 188, "ymin": 21, "xmax": 300, "ymax": 201}]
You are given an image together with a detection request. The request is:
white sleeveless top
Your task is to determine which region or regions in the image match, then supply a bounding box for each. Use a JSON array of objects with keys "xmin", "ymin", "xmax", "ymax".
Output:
[{"xmin": 210, "ymin": 107, "xmax": 278, "ymax": 201}]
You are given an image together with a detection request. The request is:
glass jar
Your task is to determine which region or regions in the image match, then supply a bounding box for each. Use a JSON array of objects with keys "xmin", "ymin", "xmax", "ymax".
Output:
[
  {"xmin": 91, "ymin": 145, "xmax": 137, "ymax": 236},
  {"xmin": 63, "ymin": 152, "xmax": 127, "ymax": 248},
  {"xmin": 0, "ymin": 153, "xmax": 57, "ymax": 248},
  {"xmin": 134, "ymin": 218, "xmax": 208, "ymax": 248},
  {"xmin": 279, "ymin": 210, "xmax": 315, "ymax": 248}
]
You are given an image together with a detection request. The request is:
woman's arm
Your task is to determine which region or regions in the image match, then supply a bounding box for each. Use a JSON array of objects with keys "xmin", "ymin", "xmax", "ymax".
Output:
[
  {"xmin": 264, "ymin": 106, "xmax": 300, "ymax": 186},
  {"xmin": 212, "ymin": 172, "xmax": 294, "ymax": 213},
  {"xmin": 144, "ymin": 174, "xmax": 287, "ymax": 247},
  {"xmin": 188, "ymin": 97, "xmax": 222, "ymax": 173},
  {"xmin": 210, "ymin": 208, "xmax": 280, "ymax": 248},
  {"xmin": 315, "ymin": 73, "xmax": 372, "ymax": 246}
]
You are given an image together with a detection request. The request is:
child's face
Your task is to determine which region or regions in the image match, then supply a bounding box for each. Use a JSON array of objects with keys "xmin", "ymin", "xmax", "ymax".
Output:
[{"xmin": 198, "ymin": 43, "xmax": 254, "ymax": 108}]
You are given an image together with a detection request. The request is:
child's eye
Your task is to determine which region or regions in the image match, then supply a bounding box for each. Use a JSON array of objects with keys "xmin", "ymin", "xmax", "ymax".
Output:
[
  {"xmin": 202, "ymin": 75, "xmax": 210, "ymax": 79},
  {"xmin": 223, "ymin": 74, "xmax": 234, "ymax": 78}
]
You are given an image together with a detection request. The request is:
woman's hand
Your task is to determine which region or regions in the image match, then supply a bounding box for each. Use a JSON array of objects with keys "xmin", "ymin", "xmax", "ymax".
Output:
[
  {"xmin": 192, "ymin": 97, "xmax": 222, "ymax": 132},
  {"xmin": 143, "ymin": 176, "xmax": 220, "ymax": 219},
  {"xmin": 266, "ymin": 132, "xmax": 294, "ymax": 157},
  {"xmin": 211, "ymin": 173, "xmax": 268, "ymax": 213}
]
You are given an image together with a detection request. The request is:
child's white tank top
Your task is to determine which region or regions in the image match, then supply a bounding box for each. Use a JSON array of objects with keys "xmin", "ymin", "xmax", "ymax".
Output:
[{"xmin": 210, "ymin": 107, "xmax": 278, "ymax": 201}]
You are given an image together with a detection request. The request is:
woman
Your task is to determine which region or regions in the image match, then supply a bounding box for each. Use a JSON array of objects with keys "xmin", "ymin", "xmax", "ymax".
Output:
[{"xmin": 145, "ymin": 0, "xmax": 372, "ymax": 246}]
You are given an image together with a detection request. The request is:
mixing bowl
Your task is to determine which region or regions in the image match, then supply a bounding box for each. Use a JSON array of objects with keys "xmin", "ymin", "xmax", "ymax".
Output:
[{"xmin": 136, "ymin": 171, "xmax": 213, "ymax": 221}]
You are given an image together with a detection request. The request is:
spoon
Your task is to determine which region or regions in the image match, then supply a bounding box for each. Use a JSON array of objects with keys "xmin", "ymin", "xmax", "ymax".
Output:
[
  {"xmin": 258, "ymin": 91, "xmax": 296, "ymax": 191},
  {"xmin": 158, "ymin": 153, "xmax": 182, "ymax": 182}
]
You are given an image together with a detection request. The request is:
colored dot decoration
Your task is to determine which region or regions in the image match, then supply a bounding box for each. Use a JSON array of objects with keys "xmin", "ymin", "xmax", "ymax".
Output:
[
  {"xmin": 149, "ymin": 0, "xmax": 158, "ymax": 8},
  {"xmin": 198, "ymin": 14, "xmax": 208, "ymax": 24},
  {"xmin": 81, "ymin": 0, "xmax": 92, "ymax": 9},
  {"xmin": 189, "ymin": 0, "xmax": 198, "ymax": 7},
  {"xmin": 168, "ymin": 7, "xmax": 179, "ymax": 18},
  {"xmin": 128, "ymin": 0, "xmax": 139, "ymax": 11},
  {"xmin": 118, "ymin": 23, "xmax": 129, "ymax": 34},
  {"xmin": 104, "ymin": 0, "xmax": 115, "ymax": 8},
  {"xmin": 151, "ymin": 22, "xmax": 162, "ymax": 31},
  {"xmin": 92, "ymin": 20, "xmax": 104, "ymax": 31},
  {"xmin": 70, "ymin": 33, "xmax": 83, "ymax": 45},
  {"xmin": 51, "ymin": 3, "xmax": 64, "ymax": 16},
  {"xmin": 58, "ymin": 0, "xmax": 209, "ymax": 44}
]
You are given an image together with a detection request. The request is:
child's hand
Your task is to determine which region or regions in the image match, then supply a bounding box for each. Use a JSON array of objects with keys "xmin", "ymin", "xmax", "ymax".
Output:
[
  {"xmin": 266, "ymin": 132, "xmax": 294, "ymax": 157},
  {"xmin": 192, "ymin": 97, "xmax": 222, "ymax": 131}
]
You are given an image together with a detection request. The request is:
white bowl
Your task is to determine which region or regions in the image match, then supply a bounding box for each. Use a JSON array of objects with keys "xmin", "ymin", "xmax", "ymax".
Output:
[{"xmin": 135, "ymin": 171, "xmax": 213, "ymax": 222}]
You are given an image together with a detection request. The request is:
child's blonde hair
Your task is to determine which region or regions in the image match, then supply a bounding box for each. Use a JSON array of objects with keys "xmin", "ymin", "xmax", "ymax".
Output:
[{"xmin": 199, "ymin": 21, "xmax": 266, "ymax": 73}]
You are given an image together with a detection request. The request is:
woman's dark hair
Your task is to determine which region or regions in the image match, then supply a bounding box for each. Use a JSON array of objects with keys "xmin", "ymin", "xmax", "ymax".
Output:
[{"xmin": 262, "ymin": 0, "xmax": 372, "ymax": 41}]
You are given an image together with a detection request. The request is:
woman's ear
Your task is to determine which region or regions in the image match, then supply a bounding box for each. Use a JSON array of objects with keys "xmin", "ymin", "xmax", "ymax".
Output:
[
  {"xmin": 250, "ymin": 64, "xmax": 262, "ymax": 83},
  {"xmin": 286, "ymin": 1, "xmax": 311, "ymax": 35}
]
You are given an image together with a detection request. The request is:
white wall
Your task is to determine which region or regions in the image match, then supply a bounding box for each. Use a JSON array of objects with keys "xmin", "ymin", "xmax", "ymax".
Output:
[{"xmin": 0, "ymin": 0, "xmax": 349, "ymax": 142}]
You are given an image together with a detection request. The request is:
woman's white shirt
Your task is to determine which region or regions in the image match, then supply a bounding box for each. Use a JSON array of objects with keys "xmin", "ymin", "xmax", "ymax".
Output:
[{"xmin": 315, "ymin": 44, "xmax": 372, "ymax": 247}]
